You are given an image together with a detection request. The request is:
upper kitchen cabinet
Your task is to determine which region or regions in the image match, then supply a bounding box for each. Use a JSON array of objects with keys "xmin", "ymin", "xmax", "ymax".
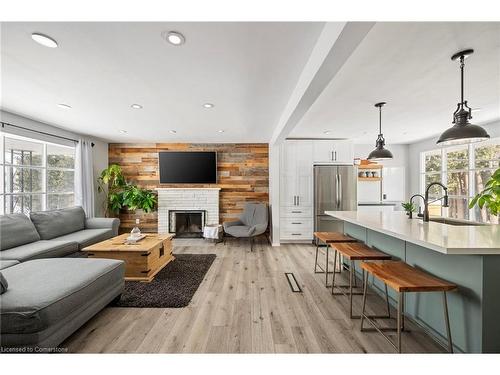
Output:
[
  {"xmin": 381, "ymin": 166, "xmax": 406, "ymax": 202},
  {"xmin": 312, "ymin": 140, "xmax": 353, "ymax": 164},
  {"xmin": 280, "ymin": 140, "xmax": 313, "ymax": 208}
]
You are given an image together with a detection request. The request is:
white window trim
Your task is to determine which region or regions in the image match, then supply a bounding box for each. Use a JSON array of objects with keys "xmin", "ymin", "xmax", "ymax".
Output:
[
  {"xmin": 420, "ymin": 138, "xmax": 499, "ymax": 221},
  {"xmin": 0, "ymin": 132, "xmax": 76, "ymax": 215}
]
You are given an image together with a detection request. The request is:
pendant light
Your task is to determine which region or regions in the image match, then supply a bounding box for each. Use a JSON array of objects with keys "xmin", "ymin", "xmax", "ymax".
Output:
[
  {"xmin": 367, "ymin": 102, "xmax": 393, "ymax": 160},
  {"xmin": 437, "ymin": 49, "xmax": 490, "ymax": 145}
]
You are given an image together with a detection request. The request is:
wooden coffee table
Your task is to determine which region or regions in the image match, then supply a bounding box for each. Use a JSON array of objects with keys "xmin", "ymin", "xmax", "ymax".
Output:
[{"xmin": 83, "ymin": 233, "xmax": 175, "ymax": 282}]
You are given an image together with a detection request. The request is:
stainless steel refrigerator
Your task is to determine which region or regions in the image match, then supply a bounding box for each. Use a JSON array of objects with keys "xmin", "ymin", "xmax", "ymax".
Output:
[{"xmin": 314, "ymin": 165, "xmax": 358, "ymax": 233}]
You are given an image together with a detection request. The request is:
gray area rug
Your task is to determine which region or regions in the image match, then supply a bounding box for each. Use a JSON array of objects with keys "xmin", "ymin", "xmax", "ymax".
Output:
[{"xmin": 116, "ymin": 253, "xmax": 216, "ymax": 308}]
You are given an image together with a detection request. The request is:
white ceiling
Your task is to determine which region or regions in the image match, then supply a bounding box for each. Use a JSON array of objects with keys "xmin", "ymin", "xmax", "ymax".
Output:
[
  {"xmin": 290, "ymin": 22, "xmax": 500, "ymax": 144},
  {"xmin": 0, "ymin": 22, "xmax": 324, "ymax": 143},
  {"xmin": 2, "ymin": 22, "xmax": 499, "ymax": 145}
]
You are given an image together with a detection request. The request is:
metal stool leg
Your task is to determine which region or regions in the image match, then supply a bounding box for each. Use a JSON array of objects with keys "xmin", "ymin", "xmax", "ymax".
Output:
[
  {"xmin": 397, "ymin": 292, "xmax": 403, "ymax": 353},
  {"xmin": 352, "ymin": 261, "xmax": 358, "ymax": 288},
  {"xmin": 443, "ymin": 291, "xmax": 453, "ymax": 353},
  {"xmin": 331, "ymin": 249, "xmax": 338, "ymax": 295},
  {"xmin": 360, "ymin": 270, "xmax": 369, "ymax": 330},
  {"xmin": 314, "ymin": 243, "xmax": 320, "ymax": 272},
  {"xmin": 401, "ymin": 292, "xmax": 405, "ymax": 330},
  {"xmin": 349, "ymin": 260, "xmax": 355, "ymax": 317},
  {"xmin": 385, "ymin": 283, "xmax": 391, "ymax": 318},
  {"xmin": 325, "ymin": 244, "xmax": 329, "ymax": 286}
]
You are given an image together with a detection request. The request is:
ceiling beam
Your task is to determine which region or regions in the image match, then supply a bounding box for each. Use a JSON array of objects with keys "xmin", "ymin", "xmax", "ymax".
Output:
[{"xmin": 270, "ymin": 22, "xmax": 375, "ymax": 145}]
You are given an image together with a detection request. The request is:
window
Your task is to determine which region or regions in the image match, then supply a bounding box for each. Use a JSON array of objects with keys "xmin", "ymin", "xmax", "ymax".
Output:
[
  {"xmin": 420, "ymin": 138, "xmax": 499, "ymax": 223},
  {"xmin": 0, "ymin": 133, "xmax": 76, "ymax": 215}
]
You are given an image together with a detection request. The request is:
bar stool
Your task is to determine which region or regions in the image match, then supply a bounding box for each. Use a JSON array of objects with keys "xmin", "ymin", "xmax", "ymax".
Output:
[
  {"xmin": 313, "ymin": 232, "xmax": 357, "ymax": 287},
  {"xmin": 330, "ymin": 242, "xmax": 392, "ymax": 319},
  {"xmin": 360, "ymin": 260, "xmax": 457, "ymax": 353}
]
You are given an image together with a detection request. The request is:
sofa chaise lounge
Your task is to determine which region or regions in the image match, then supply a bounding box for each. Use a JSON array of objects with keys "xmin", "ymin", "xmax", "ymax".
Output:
[{"xmin": 0, "ymin": 207, "xmax": 124, "ymax": 349}]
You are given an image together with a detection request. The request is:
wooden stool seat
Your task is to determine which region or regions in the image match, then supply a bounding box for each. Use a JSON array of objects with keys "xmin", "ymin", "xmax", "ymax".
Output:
[
  {"xmin": 330, "ymin": 243, "xmax": 392, "ymax": 319},
  {"xmin": 360, "ymin": 261, "xmax": 457, "ymax": 292},
  {"xmin": 331, "ymin": 242, "xmax": 392, "ymax": 261},
  {"xmin": 314, "ymin": 231, "xmax": 357, "ymax": 243},
  {"xmin": 360, "ymin": 260, "xmax": 457, "ymax": 353},
  {"xmin": 313, "ymin": 232, "xmax": 357, "ymax": 288}
]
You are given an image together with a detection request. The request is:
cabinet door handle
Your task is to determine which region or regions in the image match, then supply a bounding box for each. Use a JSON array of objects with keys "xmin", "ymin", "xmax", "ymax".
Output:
[
  {"xmin": 291, "ymin": 211, "xmax": 302, "ymax": 213},
  {"xmin": 291, "ymin": 233, "xmax": 302, "ymax": 236},
  {"xmin": 334, "ymin": 151, "xmax": 337, "ymax": 161},
  {"xmin": 331, "ymin": 151, "xmax": 334, "ymax": 161},
  {"xmin": 297, "ymin": 196, "xmax": 300, "ymax": 205},
  {"xmin": 292, "ymin": 222, "xmax": 302, "ymax": 225}
]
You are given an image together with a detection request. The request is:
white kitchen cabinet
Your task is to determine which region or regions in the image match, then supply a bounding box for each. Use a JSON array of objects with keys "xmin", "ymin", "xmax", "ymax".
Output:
[
  {"xmin": 280, "ymin": 140, "xmax": 313, "ymax": 240},
  {"xmin": 357, "ymin": 179, "xmax": 382, "ymax": 203},
  {"xmin": 312, "ymin": 140, "xmax": 353, "ymax": 164},
  {"xmin": 382, "ymin": 167, "xmax": 406, "ymax": 202}
]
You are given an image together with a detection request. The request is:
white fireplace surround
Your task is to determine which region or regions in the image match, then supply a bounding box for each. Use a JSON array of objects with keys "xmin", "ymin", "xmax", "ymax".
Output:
[{"xmin": 156, "ymin": 188, "xmax": 220, "ymax": 234}]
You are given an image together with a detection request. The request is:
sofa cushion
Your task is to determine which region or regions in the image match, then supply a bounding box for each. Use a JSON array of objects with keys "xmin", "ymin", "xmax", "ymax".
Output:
[
  {"xmin": 54, "ymin": 229, "xmax": 114, "ymax": 249},
  {"xmin": 0, "ymin": 241, "xmax": 78, "ymax": 262},
  {"xmin": 0, "ymin": 260, "xmax": 20, "ymax": 270},
  {"xmin": 0, "ymin": 214, "xmax": 40, "ymax": 250},
  {"xmin": 0, "ymin": 258, "xmax": 124, "ymax": 334},
  {"xmin": 30, "ymin": 206, "xmax": 85, "ymax": 240},
  {"xmin": 0, "ymin": 272, "xmax": 7, "ymax": 294}
]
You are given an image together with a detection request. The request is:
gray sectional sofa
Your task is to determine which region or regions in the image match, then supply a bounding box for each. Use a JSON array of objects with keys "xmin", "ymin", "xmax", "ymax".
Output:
[
  {"xmin": 0, "ymin": 206, "xmax": 120, "ymax": 261},
  {"xmin": 0, "ymin": 206, "xmax": 125, "ymax": 350}
]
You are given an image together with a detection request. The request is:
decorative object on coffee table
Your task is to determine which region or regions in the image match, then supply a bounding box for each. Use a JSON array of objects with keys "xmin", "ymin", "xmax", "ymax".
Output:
[{"xmin": 82, "ymin": 233, "xmax": 175, "ymax": 282}]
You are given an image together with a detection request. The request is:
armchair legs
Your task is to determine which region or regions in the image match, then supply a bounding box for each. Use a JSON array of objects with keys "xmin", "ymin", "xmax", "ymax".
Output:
[{"xmin": 223, "ymin": 234, "xmax": 268, "ymax": 252}]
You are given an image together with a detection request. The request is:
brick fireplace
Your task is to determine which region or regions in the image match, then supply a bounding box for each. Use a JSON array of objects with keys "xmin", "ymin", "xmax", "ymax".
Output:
[{"xmin": 157, "ymin": 188, "xmax": 220, "ymax": 234}]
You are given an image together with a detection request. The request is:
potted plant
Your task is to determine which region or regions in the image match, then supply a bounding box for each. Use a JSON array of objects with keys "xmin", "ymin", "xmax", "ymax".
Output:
[
  {"xmin": 469, "ymin": 167, "xmax": 500, "ymax": 217},
  {"xmin": 97, "ymin": 164, "xmax": 157, "ymax": 216},
  {"xmin": 401, "ymin": 201, "xmax": 417, "ymax": 216},
  {"xmin": 97, "ymin": 164, "xmax": 127, "ymax": 217},
  {"xmin": 122, "ymin": 185, "xmax": 157, "ymax": 213}
]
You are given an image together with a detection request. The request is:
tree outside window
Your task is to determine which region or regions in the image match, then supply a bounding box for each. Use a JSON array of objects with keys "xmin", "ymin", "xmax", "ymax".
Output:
[
  {"xmin": 420, "ymin": 139, "xmax": 499, "ymax": 223},
  {"xmin": 1, "ymin": 134, "xmax": 75, "ymax": 215}
]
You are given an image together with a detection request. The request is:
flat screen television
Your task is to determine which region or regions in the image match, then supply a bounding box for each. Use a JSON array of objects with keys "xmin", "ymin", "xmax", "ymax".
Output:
[{"xmin": 158, "ymin": 151, "xmax": 217, "ymax": 184}]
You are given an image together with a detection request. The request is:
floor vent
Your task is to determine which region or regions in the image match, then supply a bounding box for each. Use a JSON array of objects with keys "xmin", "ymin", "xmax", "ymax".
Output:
[{"xmin": 285, "ymin": 273, "xmax": 302, "ymax": 293}]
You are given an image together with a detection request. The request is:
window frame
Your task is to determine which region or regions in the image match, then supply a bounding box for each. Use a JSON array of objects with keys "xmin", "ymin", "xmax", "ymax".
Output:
[
  {"xmin": 0, "ymin": 132, "xmax": 76, "ymax": 215},
  {"xmin": 420, "ymin": 137, "xmax": 499, "ymax": 222}
]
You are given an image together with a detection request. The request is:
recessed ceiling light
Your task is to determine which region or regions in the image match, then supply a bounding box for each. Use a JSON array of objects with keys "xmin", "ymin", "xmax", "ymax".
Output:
[
  {"xmin": 31, "ymin": 33, "xmax": 58, "ymax": 48},
  {"xmin": 119, "ymin": 130, "xmax": 128, "ymax": 134},
  {"xmin": 57, "ymin": 103, "xmax": 72, "ymax": 109},
  {"xmin": 162, "ymin": 31, "xmax": 185, "ymax": 46},
  {"xmin": 218, "ymin": 130, "xmax": 225, "ymax": 133},
  {"xmin": 169, "ymin": 130, "xmax": 177, "ymax": 134},
  {"xmin": 131, "ymin": 104, "xmax": 143, "ymax": 109},
  {"xmin": 323, "ymin": 130, "xmax": 331, "ymax": 134},
  {"xmin": 203, "ymin": 103, "xmax": 214, "ymax": 109}
]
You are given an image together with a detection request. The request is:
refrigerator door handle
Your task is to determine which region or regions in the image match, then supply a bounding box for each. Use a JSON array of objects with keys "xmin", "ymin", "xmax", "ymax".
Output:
[
  {"xmin": 338, "ymin": 173, "xmax": 342, "ymax": 209},
  {"xmin": 335, "ymin": 173, "xmax": 340, "ymax": 208}
]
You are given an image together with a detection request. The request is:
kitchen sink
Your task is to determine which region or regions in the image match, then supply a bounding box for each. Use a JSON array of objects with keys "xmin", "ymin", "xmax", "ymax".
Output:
[{"xmin": 428, "ymin": 217, "xmax": 488, "ymax": 226}]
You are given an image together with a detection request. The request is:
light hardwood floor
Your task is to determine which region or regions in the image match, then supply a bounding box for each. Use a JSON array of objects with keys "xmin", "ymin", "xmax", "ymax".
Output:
[{"xmin": 63, "ymin": 239, "xmax": 445, "ymax": 353}]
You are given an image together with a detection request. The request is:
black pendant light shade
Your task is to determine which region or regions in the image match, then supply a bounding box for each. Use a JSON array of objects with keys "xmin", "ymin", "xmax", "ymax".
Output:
[
  {"xmin": 437, "ymin": 49, "xmax": 490, "ymax": 146},
  {"xmin": 367, "ymin": 102, "xmax": 393, "ymax": 160}
]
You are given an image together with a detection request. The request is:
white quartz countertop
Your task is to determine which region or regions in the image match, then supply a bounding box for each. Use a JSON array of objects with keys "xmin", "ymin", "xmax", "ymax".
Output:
[{"xmin": 325, "ymin": 211, "xmax": 500, "ymax": 255}]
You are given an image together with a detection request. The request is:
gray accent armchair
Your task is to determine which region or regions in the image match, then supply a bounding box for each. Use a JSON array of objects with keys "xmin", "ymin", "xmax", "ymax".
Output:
[{"xmin": 223, "ymin": 203, "xmax": 268, "ymax": 251}]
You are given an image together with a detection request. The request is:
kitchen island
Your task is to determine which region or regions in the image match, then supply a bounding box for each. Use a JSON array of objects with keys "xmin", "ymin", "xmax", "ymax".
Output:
[{"xmin": 326, "ymin": 210, "xmax": 500, "ymax": 353}]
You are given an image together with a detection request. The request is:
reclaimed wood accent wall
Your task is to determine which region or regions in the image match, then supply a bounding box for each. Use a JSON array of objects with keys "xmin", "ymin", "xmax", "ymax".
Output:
[{"xmin": 108, "ymin": 143, "xmax": 269, "ymax": 233}]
